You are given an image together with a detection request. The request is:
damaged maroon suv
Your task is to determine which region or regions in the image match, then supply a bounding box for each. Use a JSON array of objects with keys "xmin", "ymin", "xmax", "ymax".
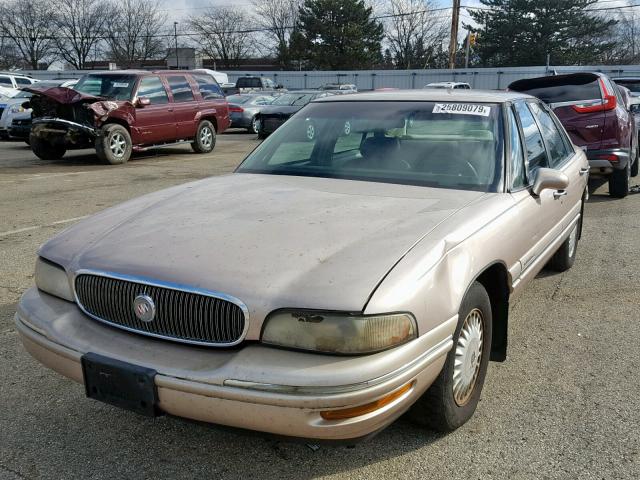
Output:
[
  {"xmin": 509, "ymin": 72, "xmax": 638, "ymax": 198},
  {"xmin": 24, "ymin": 70, "xmax": 230, "ymax": 164}
]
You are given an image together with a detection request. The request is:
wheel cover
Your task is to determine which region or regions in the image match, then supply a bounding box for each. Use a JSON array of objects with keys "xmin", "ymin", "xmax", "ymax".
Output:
[
  {"xmin": 200, "ymin": 126, "xmax": 213, "ymax": 147},
  {"xmin": 109, "ymin": 132, "xmax": 127, "ymax": 158},
  {"xmin": 453, "ymin": 308, "xmax": 484, "ymax": 406},
  {"xmin": 568, "ymin": 224, "xmax": 578, "ymax": 258},
  {"xmin": 252, "ymin": 118, "xmax": 259, "ymax": 133},
  {"xmin": 306, "ymin": 124, "xmax": 315, "ymax": 140}
]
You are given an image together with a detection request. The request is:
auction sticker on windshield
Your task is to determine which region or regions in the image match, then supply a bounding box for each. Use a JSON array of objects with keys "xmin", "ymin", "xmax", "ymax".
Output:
[{"xmin": 433, "ymin": 103, "xmax": 491, "ymax": 117}]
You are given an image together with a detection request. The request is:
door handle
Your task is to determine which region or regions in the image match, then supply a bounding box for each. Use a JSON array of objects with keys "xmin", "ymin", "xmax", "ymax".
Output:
[
  {"xmin": 167, "ymin": 108, "xmax": 174, "ymax": 112},
  {"xmin": 579, "ymin": 167, "xmax": 589, "ymax": 175},
  {"xmin": 553, "ymin": 190, "xmax": 568, "ymax": 198}
]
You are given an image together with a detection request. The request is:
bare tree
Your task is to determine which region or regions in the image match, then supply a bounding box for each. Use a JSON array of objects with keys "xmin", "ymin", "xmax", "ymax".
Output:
[
  {"xmin": 187, "ymin": 7, "xmax": 255, "ymax": 69},
  {"xmin": 384, "ymin": 0, "xmax": 448, "ymax": 69},
  {"xmin": 0, "ymin": 0, "xmax": 56, "ymax": 69},
  {"xmin": 251, "ymin": 0, "xmax": 300, "ymax": 67},
  {"xmin": 0, "ymin": 37, "xmax": 22, "ymax": 70},
  {"xmin": 52, "ymin": 0, "xmax": 110, "ymax": 69},
  {"xmin": 104, "ymin": 0, "xmax": 168, "ymax": 68}
]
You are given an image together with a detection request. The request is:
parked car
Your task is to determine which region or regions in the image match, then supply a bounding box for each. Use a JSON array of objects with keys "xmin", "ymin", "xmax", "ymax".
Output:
[
  {"xmin": 192, "ymin": 68, "xmax": 229, "ymax": 87},
  {"xmin": 4, "ymin": 79, "xmax": 79, "ymax": 142},
  {"xmin": 0, "ymin": 90, "xmax": 33, "ymax": 139},
  {"xmin": 16, "ymin": 89, "xmax": 588, "ymax": 441},
  {"xmin": 321, "ymin": 83, "xmax": 358, "ymax": 94},
  {"xmin": 0, "ymin": 85, "xmax": 20, "ymax": 99},
  {"xmin": 226, "ymin": 94, "xmax": 275, "ymax": 133},
  {"xmin": 24, "ymin": 70, "xmax": 229, "ymax": 164},
  {"xmin": 509, "ymin": 72, "xmax": 638, "ymax": 197},
  {"xmin": 425, "ymin": 82, "xmax": 471, "ymax": 89},
  {"xmin": 0, "ymin": 72, "xmax": 38, "ymax": 89},
  {"xmin": 612, "ymin": 77, "xmax": 640, "ymax": 97},
  {"xmin": 230, "ymin": 76, "xmax": 286, "ymax": 95},
  {"xmin": 255, "ymin": 91, "xmax": 333, "ymax": 138}
]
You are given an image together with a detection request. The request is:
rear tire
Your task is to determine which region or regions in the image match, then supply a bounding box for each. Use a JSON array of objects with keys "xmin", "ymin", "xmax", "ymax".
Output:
[
  {"xmin": 609, "ymin": 161, "xmax": 630, "ymax": 198},
  {"xmin": 408, "ymin": 281, "xmax": 492, "ymax": 432},
  {"xmin": 191, "ymin": 120, "xmax": 216, "ymax": 153},
  {"xmin": 631, "ymin": 154, "xmax": 639, "ymax": 177},
  {"xmin": 248, "ymin": 116, "xmax": 260, "ymax": 134},
  {"xmin": 549, "ymin": 222, "xmax": 579, "ymax": 272},
  {"xmin": 30, "ymin": 134, "xmax": 66, "ymax": 160},
  {"xmin": 95, "ymin": 124, "xmax": 132, "ymax": 165}
]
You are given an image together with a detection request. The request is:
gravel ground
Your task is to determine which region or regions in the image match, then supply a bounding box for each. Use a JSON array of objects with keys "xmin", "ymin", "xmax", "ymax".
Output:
[{"xmin": 0, "ymin": 136, "xmax": 639, "ymax": 480}]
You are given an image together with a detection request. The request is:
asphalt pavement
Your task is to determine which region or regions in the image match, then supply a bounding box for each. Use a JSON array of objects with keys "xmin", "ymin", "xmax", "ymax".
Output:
[{"xmin": 0, "ymin": 134, "xmax": 639, "ymax": 480}]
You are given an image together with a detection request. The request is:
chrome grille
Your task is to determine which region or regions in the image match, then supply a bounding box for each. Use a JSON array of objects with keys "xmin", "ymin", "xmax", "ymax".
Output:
[{"xmin": 75, "ymin": 273, "xmax": 247, "ymax": 346}]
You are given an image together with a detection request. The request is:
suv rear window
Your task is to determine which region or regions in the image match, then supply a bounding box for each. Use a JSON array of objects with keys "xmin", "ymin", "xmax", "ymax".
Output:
[
  {"xmin": 192, "ymin": 73, "xmax": 222, "ymax": 100},
  {"xmin": 236, "ymin": 78, "xmax": 262, "ymax": 88},
  {"xmin": 166, "ymin": 75, "xmax": 194, "ymax": 102},
  {"xmin": 509, "ymin": 74, "xmax": 602, "ymax": 104}
]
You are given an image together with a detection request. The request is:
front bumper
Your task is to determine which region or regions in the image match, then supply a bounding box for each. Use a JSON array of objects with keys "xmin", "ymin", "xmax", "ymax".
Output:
[{"xmin": 15, "ymin": 288, "xmax": 454, "ymax": 441}]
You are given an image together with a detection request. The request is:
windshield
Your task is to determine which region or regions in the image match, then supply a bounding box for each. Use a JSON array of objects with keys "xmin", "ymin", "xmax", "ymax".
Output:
[
  {"xmin": 273, "ymin": 93, "xmax": 314, "ymax": 106},
  {"xmin": 237, "ymin": 101, "xmax": 504, "ymax": 192},
  {"xmin": 74, "ymin": 74, "xmax": 137, "ymax": 100}
]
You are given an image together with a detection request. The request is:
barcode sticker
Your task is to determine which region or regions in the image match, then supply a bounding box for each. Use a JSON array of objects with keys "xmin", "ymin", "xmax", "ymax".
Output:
[{"xmin": 433, "ymin": 103, "xmax": 491, "ymax": 117}]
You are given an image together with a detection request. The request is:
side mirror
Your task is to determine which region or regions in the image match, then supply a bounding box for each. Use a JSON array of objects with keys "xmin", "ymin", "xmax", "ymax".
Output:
[
  {"xmin": 532, "ymin": 168, "xmax": 569, "ymax": 196},
  {"xmin": 136, "ymin": 97, "xmax": 151, "ymax": 107}
]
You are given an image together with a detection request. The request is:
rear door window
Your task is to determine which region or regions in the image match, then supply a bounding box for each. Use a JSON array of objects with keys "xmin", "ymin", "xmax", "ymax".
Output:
[
  {"xmin": 529, "ymin": 102, "xmax": 572, "ymax": 168},
  {"xmin": 192, "ymin": 74, "xmax": 223, "ymax": 99},
  {"xmin": 15, "ymin": 77, "xmax": 32, "ymax": 86},
  {"xmin": 166, "ymin": 75, "xmax": 195, "ymax": 103},
  {"xmin": 136, "ymin": 76, "xmax": 169, "ymax": 104},
  {"xmin": 514, "ymin": 101, "xmax": 548, "ymax": 176}
]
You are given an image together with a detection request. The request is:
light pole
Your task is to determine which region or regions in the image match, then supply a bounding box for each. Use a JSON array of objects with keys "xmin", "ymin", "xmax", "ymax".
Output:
[{"xmin": 174, "ymin": 22, "xmax": 179, "ymax": 69}]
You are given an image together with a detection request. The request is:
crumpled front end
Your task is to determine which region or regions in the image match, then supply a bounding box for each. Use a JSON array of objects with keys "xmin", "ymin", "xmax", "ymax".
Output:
[{"xmin": 26, "ymin": 86, "xmax": 125, "ymax": 149}]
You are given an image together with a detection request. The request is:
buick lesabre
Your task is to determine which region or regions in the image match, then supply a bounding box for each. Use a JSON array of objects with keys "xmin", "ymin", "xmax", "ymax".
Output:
[{"xmin": 16, "ymin": 90, "xmax": 588, "ymax": 441}]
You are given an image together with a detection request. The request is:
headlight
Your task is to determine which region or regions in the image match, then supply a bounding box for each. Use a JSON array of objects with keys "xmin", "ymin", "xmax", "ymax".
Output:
[
  {"xmin": 9, "ymin": 104, "xmax": 25, "ymax": 113},
  {"xmin": 35, "ymin": 257, "xmax": 74, "ymax": 302},
  {"xmin": 262, "ymin": 310, "xmax": 417, "ymax": 354}
]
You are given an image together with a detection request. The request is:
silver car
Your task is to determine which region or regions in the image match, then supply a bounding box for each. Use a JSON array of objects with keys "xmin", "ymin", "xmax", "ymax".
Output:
[
  {"xmin": 227, "ymin": 94, "xmax": 275, "ymax": 133},
  {"xmin": 0, "ymin": 90, "xmax": 32, "ymax": 138},
  {"xmin": 16, "ymin": 90, "xmax": 588, "ymax": 441}
]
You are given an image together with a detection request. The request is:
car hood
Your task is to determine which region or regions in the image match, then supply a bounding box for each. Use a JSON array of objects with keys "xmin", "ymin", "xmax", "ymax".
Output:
[
  {"xmin": 22, "ymin": 86, "xmax": 104, "ymax": 104},
  {"xmin": 260, "ymin": 105, "xmax": 302, "ymax": 115},
  {"xmin": 41, "ymin": 173, "xmax": 485, "ymax": 325}
]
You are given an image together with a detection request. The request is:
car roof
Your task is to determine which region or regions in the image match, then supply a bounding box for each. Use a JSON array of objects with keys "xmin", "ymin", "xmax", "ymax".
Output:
[{"xmin": 313, "ymin": 89, "xmax": 531, "ymax": 103}]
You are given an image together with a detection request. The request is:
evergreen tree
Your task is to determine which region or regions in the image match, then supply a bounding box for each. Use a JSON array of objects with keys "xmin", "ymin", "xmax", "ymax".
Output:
[
  {"xmin": 468, "ymin": 0, "xmax": 617, "ymax": 66},
  {"xmin": 293, "ymin": 0, "xmax": 383, "ymax": 69}
]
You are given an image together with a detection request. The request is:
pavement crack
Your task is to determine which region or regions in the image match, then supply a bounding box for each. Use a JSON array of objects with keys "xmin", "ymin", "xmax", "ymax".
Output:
[
  {"xmin": 551, "ymin": 274, "xmax": 565, "ymax": 301},
  {"xmin": 0, "ymin": 463, "xmax": 30, "ymax": 480}
]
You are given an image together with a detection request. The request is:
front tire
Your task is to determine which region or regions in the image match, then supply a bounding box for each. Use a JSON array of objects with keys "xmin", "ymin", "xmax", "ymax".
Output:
[
  {"xmin": 30, "ymin": 134, "xmax": 66, "ymax": 160},
  {"xmin": 409, "ymin": 281, "xmax": 492, "ymax": 432},
  {"xmin": 248, "ymin": 116, "xmax": 260, "ymax": 134},
  {"xmin": 191, "ymin": 120, "xmax": 216, "ymax": 153},
  {"xmin": 95, "ymin": 124, "xmax": 132, "ymax": 165},
  {"xmin": 609, "ymin": 161, "xmax": 630, "ymax": 198},
  {"xmin": 549, "ymin": 222, "xmax": 579, "ymax": 272}
]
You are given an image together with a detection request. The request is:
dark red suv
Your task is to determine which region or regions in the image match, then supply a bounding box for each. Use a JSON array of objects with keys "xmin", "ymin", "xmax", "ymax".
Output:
[
  {"xmin": 509, "ymin": 72, "xmax": 638, "ymax": 197},
  {"xmin": 24, "ymin": 70, "xmax": 230, "ymax": 164}
]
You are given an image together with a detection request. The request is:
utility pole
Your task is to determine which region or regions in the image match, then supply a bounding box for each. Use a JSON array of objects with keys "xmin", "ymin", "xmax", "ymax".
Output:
[
  {"xmin": 174, "ymin": 22, "xmax": 179, "ymax": 69},
  {"xmin": 464, "ymin": 31, "xmax": 471, "ymax": 69},
  {"xmin": 448, "ymin": 0, "xmax": 461, "ymax": 69}
]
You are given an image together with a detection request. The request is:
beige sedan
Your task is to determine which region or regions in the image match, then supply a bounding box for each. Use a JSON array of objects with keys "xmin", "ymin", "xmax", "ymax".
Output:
[{"xmin": 16, "ymin": 90, "xmax": 588, "ymax": 441}]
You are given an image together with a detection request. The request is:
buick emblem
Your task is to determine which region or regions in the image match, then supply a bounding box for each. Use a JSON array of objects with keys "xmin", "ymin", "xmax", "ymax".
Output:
[{"xmin": 133, "ymin": 294, "xmax": 156, "ymax": 323}]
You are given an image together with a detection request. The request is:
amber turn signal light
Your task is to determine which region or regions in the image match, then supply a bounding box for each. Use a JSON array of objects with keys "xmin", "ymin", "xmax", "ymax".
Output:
[{"xmin": 320, "ymin": 381, "xmax": 415, "ymax": 421}]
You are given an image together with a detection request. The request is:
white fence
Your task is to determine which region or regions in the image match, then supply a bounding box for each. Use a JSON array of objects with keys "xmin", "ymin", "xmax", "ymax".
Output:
[{"xmin": 19, "ymin": 65, "xmax": 640, "ymax": 90}]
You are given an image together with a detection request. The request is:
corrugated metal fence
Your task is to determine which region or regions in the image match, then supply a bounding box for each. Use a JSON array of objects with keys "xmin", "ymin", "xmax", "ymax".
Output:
[{"xmin": 21, "ymin": 65, "xmax": 640, "ymax": 90}]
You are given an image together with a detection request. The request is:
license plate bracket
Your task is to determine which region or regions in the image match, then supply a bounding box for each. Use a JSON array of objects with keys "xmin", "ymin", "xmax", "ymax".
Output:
[{"xmin": 81, "ymin": 352, "xmax": 159, "ymax": 417}]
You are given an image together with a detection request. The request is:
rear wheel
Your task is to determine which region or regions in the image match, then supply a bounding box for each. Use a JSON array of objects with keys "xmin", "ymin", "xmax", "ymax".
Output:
[
  {"xmin": 408, "ymin": 281, "xmax": 492, "ymax": 432},
  {"xmin": 30, "ymin": 134, "xmax": 66, "ymax": 160},
  {"xmin": 95, "ymin": 124, "xmax": 132, "ymax": 165},
  {"xmin": 609, "ymin": 161, "xmax": 630, "ymax": 198},
  {"xmin": 191, "ymin": 120, "xmax": 216, "ymax": 153},
  {"xmin": 549, "ymin": 221, "xmax": 579, "ymax": 272},
  {"xmin": 248, "ymin": 116, "xmax": 260, "ymax": 134},
  {"xmin": 631, "ymin": 150, "xmax": 639, "ymax": 177}
]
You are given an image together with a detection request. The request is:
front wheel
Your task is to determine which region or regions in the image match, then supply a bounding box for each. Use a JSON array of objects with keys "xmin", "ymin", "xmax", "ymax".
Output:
[
  {"xmin": 408, "ymin": 281, "xmax": 492, "ymax": 432},
  {"xmin": 95, "ymin": 124, "xmax": 132, "ymax": 165},
  {"xmin": 191, "ymin": 120, "xmax": 216, "ymax": 153},
  {"xmin": 248, "ymin": 116, "xmax": 260, "ymax": 134}
]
